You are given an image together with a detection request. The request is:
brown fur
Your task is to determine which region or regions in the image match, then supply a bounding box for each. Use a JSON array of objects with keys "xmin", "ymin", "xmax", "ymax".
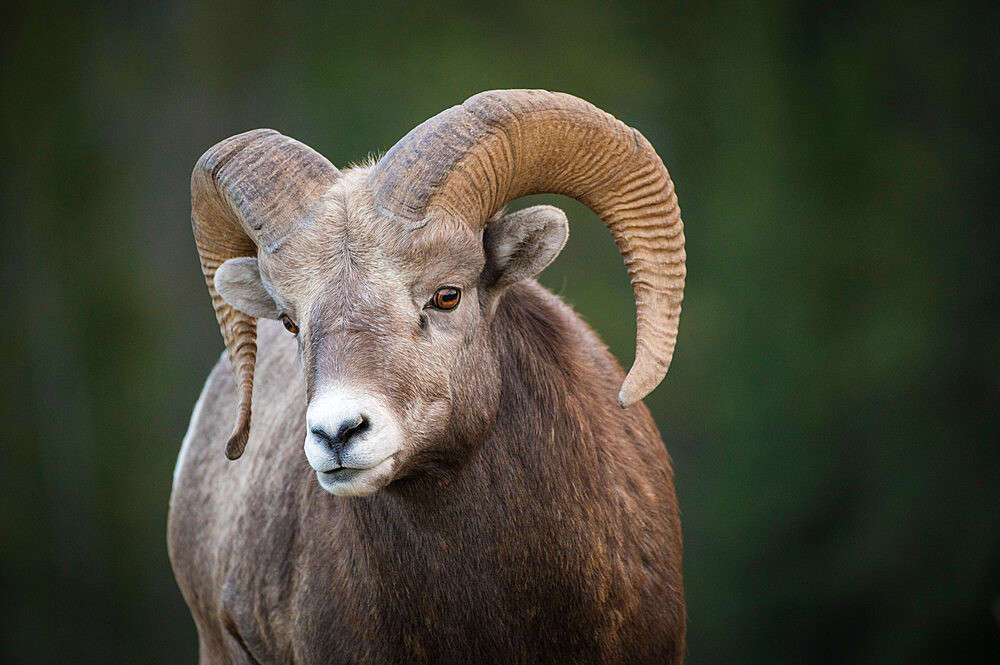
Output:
[{"xmin": 169, "ymin": 278, "xmax": 685, "ymax": 664}]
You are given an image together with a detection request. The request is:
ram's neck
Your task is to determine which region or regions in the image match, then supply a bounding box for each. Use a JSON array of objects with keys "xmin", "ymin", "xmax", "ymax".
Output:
[
  {"xmin": 344, "ymin": 278, "xmax": 652, "ymax": 562},
  {"xmin": 323, "ymin": 281, "xmax": 671, "ymax": 660}
]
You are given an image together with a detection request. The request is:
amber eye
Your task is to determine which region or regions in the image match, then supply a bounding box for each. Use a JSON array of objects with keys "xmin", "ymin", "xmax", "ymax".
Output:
[
  {"xmin": 430, "ymin": 286, "xmax": 461, "ymax": 310},
  {"xmin": 279, "ymin": 314, "xmax": 299, "ymax": 335}
]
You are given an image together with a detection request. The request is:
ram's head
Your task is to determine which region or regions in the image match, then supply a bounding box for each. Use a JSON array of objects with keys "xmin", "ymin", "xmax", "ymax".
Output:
[{"xmin": 192, "ymin": 90, "xmax": 685, "ymax": 496}]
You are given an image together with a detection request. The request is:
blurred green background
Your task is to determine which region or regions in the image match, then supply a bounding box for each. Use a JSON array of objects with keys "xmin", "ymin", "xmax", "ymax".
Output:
[{"xmin": 2, "ymin": 1, "xmax": 997, "ymax": 663}]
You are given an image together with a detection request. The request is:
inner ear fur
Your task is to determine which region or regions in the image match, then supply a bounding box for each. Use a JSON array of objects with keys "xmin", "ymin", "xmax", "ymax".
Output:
[
  {"xmin": 482, "ymin": 205, "xmax": 569, "ymax": 289},
  {"xmin": 214, "ymin": 257, "xmax": 280, "ymax": 320}
]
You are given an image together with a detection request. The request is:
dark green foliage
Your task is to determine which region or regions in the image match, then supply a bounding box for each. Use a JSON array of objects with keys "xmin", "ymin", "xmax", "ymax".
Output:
[{"xmin": 1, "ymin": 1, "xmax": 996, "ymax": 663}]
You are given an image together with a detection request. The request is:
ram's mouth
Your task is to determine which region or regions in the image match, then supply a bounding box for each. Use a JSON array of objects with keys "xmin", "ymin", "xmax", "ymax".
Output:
[
  {"xmin": 321, "ymin": 466, "xmax": 355, "ymax": 478},
  {"xmin": 317, "ymin": 466, "xmax": 366, "ymax": 490},
  {"xmin": 321, "ymin": 466, "xmax": 360, "ymax": 480},
  {"xmin": 314, "ymin": 456, "xmax": 396, "ymax": 497},
  {"xmin": 320, "ymin": 453, "xmax": 395, "ymax": 476}
]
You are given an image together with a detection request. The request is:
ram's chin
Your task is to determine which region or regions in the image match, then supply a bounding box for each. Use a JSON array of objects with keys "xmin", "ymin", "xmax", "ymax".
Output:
[{"xmin": 315, "ymin": 456, "xmax": 396, "ymax": 497}]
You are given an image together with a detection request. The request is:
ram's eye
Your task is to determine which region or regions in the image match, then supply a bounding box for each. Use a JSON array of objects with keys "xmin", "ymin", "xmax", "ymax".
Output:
[
  {"xmin": 430, "ymin": 287, "xmax": 461, "ymax": 311},
  {"xmin": 279, "ymin": 314, "xmax": 299, "ymax": 335}
]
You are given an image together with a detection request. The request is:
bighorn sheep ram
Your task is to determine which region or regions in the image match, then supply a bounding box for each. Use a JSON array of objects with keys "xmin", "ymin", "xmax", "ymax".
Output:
[{"xmin": 169, "ymin": 89, "xmax": 687, "ymax": 664}]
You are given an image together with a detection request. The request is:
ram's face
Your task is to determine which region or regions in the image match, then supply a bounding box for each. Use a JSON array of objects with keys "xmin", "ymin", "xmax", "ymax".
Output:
[
  {"xmin": 214, "ymin": 170, "xmax": 568, "ymax": 496},
  {"xmin": 196, "ymin": 95, "xmax": 687, "ymax": 483}
]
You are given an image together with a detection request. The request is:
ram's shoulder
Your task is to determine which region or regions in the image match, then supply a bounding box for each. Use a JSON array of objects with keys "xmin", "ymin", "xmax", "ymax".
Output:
[
  {"xmin": 252, "ymin": 318, "xmax": 306, "ymax": 409},
  {"xmin": 168, "ymin": 319, "xmax": 311, "ymax": 646},
  {"xmin": 176, "ymin": 321, "xmax": 298, "ymax": 465}
]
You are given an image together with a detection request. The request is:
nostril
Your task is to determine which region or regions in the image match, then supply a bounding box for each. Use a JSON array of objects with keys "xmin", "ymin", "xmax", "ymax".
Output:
[
  {"xmin": 310, "ymin": 426, "xmax": 336, "ymax": 449},
  {"xmin": 336, "ymin": 415, "xmax": 369, "ymax": 444}
]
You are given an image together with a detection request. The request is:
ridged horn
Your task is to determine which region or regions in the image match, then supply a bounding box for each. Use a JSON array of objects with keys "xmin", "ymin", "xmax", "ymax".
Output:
[
  {"xmin": 191, "ymin": 129, "xmax": 338, "ymax": 459},
  {"xmin": 368, "ymin": 90, "xmax": 685, "ymax": 407}
]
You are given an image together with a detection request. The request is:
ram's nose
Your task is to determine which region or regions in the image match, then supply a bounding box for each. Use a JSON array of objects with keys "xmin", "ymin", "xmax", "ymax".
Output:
[
  {"xmin": 303, "ymin": 389, "xmax": 400, "ymax": 476},
  {"xmin": 310, "ymin": 415, "xmax": 370, "ymax": 459},
  {"xmin": 305, "ymin": 401, "xmax": 371, "ymax": 468}
]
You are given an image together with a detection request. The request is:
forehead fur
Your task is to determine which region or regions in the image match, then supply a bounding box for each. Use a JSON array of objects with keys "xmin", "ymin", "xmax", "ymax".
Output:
[{"xmin": 259, "ymin": 166, "xmax": 484, "ymax": 295}]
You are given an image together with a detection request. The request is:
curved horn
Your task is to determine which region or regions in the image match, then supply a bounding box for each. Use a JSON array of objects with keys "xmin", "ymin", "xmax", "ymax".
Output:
[
  {"xmin": 191, "ymin": 129, "xmax": 338, "ymax": 459},
  {"xmin": 368, "ymin": 90, "xmax": 685, "ymax": 407}
]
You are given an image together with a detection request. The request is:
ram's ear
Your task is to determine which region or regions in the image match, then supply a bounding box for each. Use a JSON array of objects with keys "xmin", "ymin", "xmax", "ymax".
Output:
[
  {"xmin": 482, "ymin": 205, "xmax": 569, "ymax": 289},
  {"xmin": 214, "ymin": 257, "xmax": 280, "ymax": 319}
]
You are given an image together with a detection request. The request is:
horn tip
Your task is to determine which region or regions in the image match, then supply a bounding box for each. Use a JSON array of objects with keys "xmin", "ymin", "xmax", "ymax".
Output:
[
  {"xmin": 225, "ymin": 421, "xmax": 250, "ymax": 460},
  {"xmin": 617, "ymin": 386, "xmax": 641, "ymax": 409},
  {"xmin": 618, "ymin": 358, "xmax": 670, "ymax": 408}
]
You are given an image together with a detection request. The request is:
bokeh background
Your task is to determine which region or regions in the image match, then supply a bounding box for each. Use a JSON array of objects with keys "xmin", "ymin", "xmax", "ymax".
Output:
[{"xmin": 2, "ymin": 1, "xmax": 997, "ymax": 663}]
